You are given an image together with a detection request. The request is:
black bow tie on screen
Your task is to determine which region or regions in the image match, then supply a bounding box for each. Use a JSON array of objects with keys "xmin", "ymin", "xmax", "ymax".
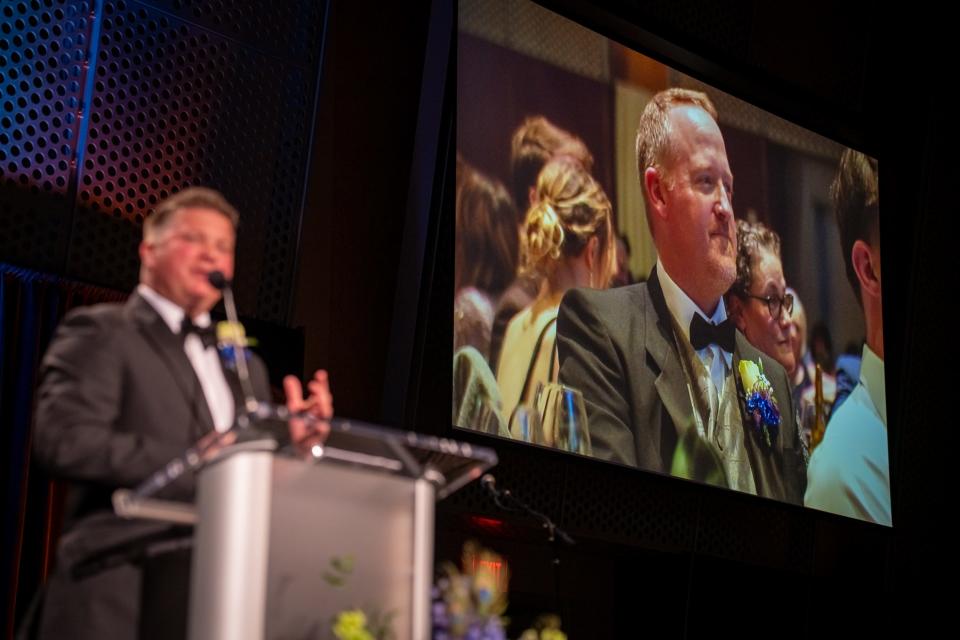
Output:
[
  {"xmin": 180, "ymin": 316, "xmax": 217, "ymax": 350},
  {"xmin": 689, "ymin": 314, "xmax": 735, "ymax": 353}
]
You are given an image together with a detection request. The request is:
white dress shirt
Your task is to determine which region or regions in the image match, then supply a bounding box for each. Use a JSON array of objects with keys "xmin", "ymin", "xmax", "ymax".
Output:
[
  {"xmin": 137, "ymin": 284, "xmax": 235, "ymax": 432},
  {"xmin": 805, "ymin": 344, "xmax": 891, "ymax": 525},
  {"xmin": 655, "ymin": 259, "xmax": 733, "ymax": 397}
]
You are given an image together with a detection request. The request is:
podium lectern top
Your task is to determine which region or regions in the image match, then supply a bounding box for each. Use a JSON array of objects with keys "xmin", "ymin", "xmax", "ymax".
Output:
[
  {"xmin": 114, "ymin": 414, "xmax": 498, "ymax": 522},
  {"xmin": 315, "ymin": 418, "xmax": 497, "ymax": 499}
]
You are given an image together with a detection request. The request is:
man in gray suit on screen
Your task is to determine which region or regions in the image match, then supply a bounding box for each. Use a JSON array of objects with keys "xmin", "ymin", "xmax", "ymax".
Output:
[{"xmin": 557, "ymin": 88, "xmax": 805, "ymax": 503}]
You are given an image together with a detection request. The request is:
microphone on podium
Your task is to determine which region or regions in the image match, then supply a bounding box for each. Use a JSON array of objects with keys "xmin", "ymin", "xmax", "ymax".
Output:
[
  {"xmin": 478, "ymin": 473, "xmax": 574, "ymax": 546},
  {"xmin": 480, "ymin": 473, "xmax": 499, "ymax": 496}
]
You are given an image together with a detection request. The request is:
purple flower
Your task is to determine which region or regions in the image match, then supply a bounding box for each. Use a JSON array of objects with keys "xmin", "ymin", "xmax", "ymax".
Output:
[
  {"xmin": 745, "ymin": 390, "xmax": 781, "ymax": 446},
  {"xmin": 217, "ymin": 344, "xmax": 251, "ymax": 371}
]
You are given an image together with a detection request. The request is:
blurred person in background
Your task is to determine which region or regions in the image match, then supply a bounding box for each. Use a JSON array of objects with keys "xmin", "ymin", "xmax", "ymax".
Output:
[
  {"xmin": 496, "ymin": 156, "xmax": 616, "ymax": 426},
  {"xmin": 611, "ymin": 232, "xmax": 636, "ymax": 288},
  {"xmin": 789, "ymin": 291, "xmax": 837, "ymax": 428},
  {"xmin": 788, "ymin": 286, "xmax": 812, "ymax": 397},
  {"xmin": 833, "ymin": 341, "xmax": 863, "ymax": 412},
  {"xmin": 810, "ymin": 321, "xmax": 835, "ymax": 376},
  {"xmin": 454, "ymin": 159, "xmax": 519, "ymax": 360}
]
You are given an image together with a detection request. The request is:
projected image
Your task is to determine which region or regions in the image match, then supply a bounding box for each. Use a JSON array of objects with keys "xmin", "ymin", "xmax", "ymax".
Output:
[{"xmin": 453, "ymin": 0, "xmax": 887, "ymax": 525}]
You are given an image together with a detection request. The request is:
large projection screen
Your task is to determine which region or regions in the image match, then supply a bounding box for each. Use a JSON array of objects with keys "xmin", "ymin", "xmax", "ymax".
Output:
[{"xmin": 453, "ymin": 0, "xmax": 886, "ymax": 526}]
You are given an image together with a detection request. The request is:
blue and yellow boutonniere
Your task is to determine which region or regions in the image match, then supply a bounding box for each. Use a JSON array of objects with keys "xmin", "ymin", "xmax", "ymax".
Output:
[
  {"xmin": 738, "ymin": 359, "xmax": 781, "ymax": 448},
  {"xmin": 215, "ymin": 321, "xmax": 256, "ymax": 370}
]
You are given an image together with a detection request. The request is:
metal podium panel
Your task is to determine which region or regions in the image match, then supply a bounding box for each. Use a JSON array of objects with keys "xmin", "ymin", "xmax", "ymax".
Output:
[
  {"xmin": 121, "ymin": 417, "xmax": 496, "ymax": 640},
  {"xmin": 264, "ymin": 456, "xmax": 433, "ymax": 640},
  {"xmin": 190, "ymin": 449, "xmax": 274, "ymax": 640}
]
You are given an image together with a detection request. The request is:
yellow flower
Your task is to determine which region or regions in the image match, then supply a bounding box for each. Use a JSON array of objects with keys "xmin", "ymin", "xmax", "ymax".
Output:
[
  {"xmin": 333, "ymin": 609, "xmax": 373, "ymax": 640},
  {"xmin": 738, "ymin": 359, "xmax": 761, "ymax": 391},
  {"xmin": 541, "ymin": 630, "xmax": 567, "ymax": 640},
  {"xmin": 216, "ymin": 321, "xmax": 247, "ymax": 345}
]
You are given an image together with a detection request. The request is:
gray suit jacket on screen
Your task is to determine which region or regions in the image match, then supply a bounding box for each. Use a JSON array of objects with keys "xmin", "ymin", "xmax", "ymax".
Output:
[{"xmin": 556, "ymin": 268, "xmax": 806, "ymax": 504}]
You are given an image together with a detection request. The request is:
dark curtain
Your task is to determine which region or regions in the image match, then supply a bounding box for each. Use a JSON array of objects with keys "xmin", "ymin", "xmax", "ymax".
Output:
[{"xmin": 0, "ymin": 263, "xmax": 126, "ymax": 636}]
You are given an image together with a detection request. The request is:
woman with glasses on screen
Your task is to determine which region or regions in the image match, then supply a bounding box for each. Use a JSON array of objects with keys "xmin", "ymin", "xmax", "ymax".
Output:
[
  {"xmin": 496, "ymin": 156, "xmax": 616, "ymax": 432},
  {"xmin": 726, "ymin": 219, "xmax": 797, "ymax": 377}
]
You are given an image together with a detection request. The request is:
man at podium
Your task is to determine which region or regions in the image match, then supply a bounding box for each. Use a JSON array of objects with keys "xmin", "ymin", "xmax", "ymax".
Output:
[{"xmin": 27, "ymin": 187, "xmax": 334, "ymax": 639}]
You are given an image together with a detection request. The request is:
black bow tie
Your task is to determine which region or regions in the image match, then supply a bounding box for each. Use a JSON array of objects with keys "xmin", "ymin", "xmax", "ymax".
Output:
[
  {"xmin": 689, "ymin": 314, "xmax": 735, "ymax": 353},
  {"xmin": 181, "ymin": 316, "xmax": 217, "ymax": 349}
]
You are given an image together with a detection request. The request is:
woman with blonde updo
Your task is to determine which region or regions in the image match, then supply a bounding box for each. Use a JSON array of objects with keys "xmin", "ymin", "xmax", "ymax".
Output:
[{"xmin": 496, "ymin": 157, "xmax": 617, "ymax": 424}]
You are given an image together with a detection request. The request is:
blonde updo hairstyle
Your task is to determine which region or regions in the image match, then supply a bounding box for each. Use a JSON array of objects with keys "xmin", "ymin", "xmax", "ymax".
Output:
[{"xmin": 520, "ymin": 157, "xmax": 616, "ymax": 288}]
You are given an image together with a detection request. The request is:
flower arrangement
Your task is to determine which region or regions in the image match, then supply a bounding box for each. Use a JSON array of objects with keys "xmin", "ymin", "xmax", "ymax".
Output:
[
  {"xmin": 738, "ymin": 358, "xmax": 781, "ymax": 448},
  {"xmin": 332, "ymin": 609, "xmax": 375, "ymax": 640},
  {"xmin": 518, "ymin": 615, "xmax": 567, "ymax": 640},
  {"xmin": 325, "ymin": 555, "xmax": 395, "ymax": 640},
  {"xmin": 432, "ymin": 541, "xmax": 509, "ymax": 639},
  {"xmin": 327, "ymin": 542, "xmax": 569, "ymax": 640}
]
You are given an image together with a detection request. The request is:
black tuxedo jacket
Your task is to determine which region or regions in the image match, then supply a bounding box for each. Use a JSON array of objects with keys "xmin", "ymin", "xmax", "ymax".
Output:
[
  {"xmin": 556, "ymin": 269, "xmax": 805, "ymax": 504},
  {"xmin": 30, "ymin": 292, "xmax": 271, "ymax": 639}
]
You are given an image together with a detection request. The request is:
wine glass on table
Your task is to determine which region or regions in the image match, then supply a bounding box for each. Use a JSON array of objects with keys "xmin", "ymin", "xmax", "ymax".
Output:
[{"xmin": 535, "ymin": 382, "xmax": 591, "ymax": 456}]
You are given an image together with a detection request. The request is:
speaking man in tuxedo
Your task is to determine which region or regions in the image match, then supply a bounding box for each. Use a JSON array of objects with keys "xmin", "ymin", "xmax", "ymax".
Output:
[
  {"xmin": 27, "ymin": 187, "xmax": 333, "ymax": 639},
  {"xmin": 556, "ymin": 88, "xmax": 805, "ymax": 503}
]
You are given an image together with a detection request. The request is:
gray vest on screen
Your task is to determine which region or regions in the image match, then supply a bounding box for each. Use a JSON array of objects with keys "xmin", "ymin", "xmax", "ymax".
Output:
[{"xmin": 671, "ymin": 318, "xmax": 757, "ymax": 495}]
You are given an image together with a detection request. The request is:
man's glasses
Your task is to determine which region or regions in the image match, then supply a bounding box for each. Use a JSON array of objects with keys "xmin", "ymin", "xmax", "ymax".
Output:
[{"xmin": 743, "ymin": 291, "xmax": 794, "ymax": 321}]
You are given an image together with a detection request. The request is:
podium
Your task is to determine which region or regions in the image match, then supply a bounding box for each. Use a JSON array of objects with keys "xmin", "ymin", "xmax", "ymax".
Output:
[{"xmin": 114, "ymin": 417, "xmax": 497, "ymax": 640}]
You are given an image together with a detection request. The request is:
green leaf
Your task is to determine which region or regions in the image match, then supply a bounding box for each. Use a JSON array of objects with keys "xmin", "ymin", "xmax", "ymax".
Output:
[
  {"xmin": 331, "ymin": 555, "xmax": 355, "ymax": 575},
  {"xmin": 322, "ymin": 572, "xmax": 347, "ymax": 588}
]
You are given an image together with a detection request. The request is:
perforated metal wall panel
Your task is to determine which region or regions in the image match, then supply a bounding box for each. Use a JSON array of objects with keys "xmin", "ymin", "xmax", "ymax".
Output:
[
  {"xmin": 0, "ymin": 0, "xmax": 91, "ymax": 272},
  {"xmin": 0, "ymin": 0, "xmax": 325, "ymax": 322},
  {"xmin": 439, "ymin": 442, "xmax": 817, "ymax": 568}
]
